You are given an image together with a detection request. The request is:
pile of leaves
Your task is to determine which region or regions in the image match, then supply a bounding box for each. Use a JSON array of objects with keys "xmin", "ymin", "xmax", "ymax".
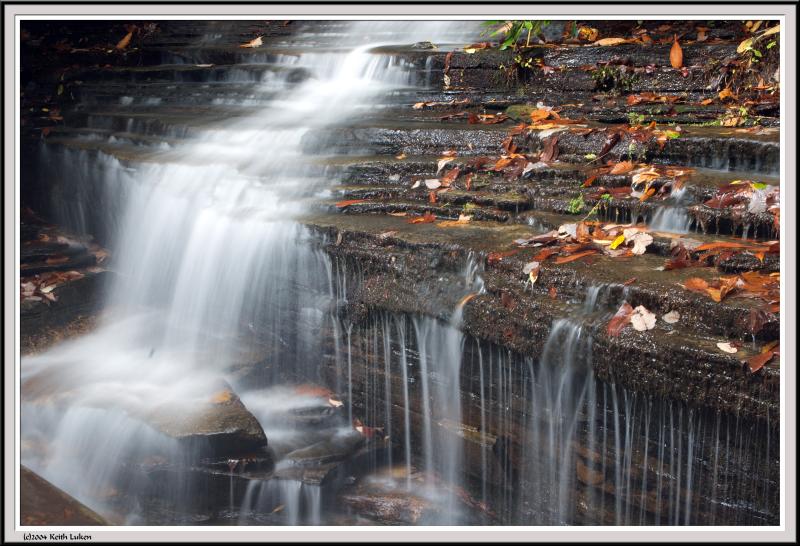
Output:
[
  {"xmin": 698, "ymin": 180, "xmax": 780, "ymax": 231},
  {"xmin": 682, "ymin": 270, "xmax": 779, "ymax": 310},
  {"xmin": 20, "ymin": 270, "xmax": 88, "ymax": 304},
  {"xmin": 513, "ymin": 220, "xmax": 655, "ymax": 270}
]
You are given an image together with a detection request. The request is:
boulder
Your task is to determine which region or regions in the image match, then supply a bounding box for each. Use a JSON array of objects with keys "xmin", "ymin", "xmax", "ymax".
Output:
[{"xmin": 20, "ymin": 466, "xmax": 107, "ymax": 525}]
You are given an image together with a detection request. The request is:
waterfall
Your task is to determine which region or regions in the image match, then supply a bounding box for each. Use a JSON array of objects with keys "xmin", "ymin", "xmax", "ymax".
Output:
[{"xmin": 21, "ymin": 21, "xmax": 482, "ymax": 524}]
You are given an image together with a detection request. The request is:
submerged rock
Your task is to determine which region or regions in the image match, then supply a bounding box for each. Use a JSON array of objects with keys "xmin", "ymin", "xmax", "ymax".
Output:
[{"xmin": 20, "ymin": 465, "xmax": 108, "ymax": 525}]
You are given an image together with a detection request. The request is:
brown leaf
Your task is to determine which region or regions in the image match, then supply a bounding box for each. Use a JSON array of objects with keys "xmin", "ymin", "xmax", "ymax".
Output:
[
  {"xmin": 607, "ymin": 302, "xmax": 634, "ymax": 336},
  {"xmin": 548, "ymin": 286, "xmax": 558, "ymax": 299},
  {"xmin": 746, "ymin": 308, "xmax": 772, "ymax": 335},
  {"xmin": 599, "ymin": 130, "xmax": 622, "ymax": 158},
  {"xmin": 540, "ymin": 136, "xmax": 560, "ymax": 163},
  {"xmin": 670, "ymin": 35, "xmax": 683, "ymax": 69},
  {"xmin": 706, "ymin": 275, "xmax": 741, "ymax": 303},
  {"xmin": 746, "ymin": 351, "xmax": 775, "ymax": 373}
]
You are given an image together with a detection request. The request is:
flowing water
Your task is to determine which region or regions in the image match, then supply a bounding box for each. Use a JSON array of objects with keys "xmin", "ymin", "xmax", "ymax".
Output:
[{"xmin": 20, "ymin": 21, "xmax": 777, "ymax": 526}]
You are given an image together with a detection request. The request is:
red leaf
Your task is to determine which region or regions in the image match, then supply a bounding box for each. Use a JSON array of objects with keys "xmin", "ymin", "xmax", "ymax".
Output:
[{"xmin": 554, "ymin": 250, "xmax": 598, "ymax": 264}]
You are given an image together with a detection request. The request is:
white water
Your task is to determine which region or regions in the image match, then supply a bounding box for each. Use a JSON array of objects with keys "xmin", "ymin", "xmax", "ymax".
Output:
[{"xmin": 21, "ymin": 21, "xmax": 482, "ymax": 523}]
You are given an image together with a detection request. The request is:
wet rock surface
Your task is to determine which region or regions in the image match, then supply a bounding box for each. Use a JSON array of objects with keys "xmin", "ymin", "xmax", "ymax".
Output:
[{"xmin": 141, "ymin": 382, "xmax": 269, "ymax": 458}]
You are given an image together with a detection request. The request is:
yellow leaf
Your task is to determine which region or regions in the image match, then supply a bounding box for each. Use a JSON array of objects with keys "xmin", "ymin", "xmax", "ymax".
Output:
[{"xmin": 609, "ymin": 234, "xmax": 625, "ymax": 250}]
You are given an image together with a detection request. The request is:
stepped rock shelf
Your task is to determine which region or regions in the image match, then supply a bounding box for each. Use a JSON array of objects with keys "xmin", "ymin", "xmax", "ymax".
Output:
[{"xmin": 19, "ymin": 20, "xmax": 780, "ymax": 526}]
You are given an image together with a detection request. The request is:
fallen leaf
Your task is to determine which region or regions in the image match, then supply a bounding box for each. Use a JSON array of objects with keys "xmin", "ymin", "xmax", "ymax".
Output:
[
  {"xmin": 116, "ymin": 30, "xmax": 134, "ymax": 50},
  {"xmin": 760, "ymin": 24, "xmax": 781, "ymax": 38},
  {"xmin": 440, "ymin": 167, "xmax": 460, "ymax": 186},
  {"xmin": 540, "ymin": 136, "xmax": 560, "ymax": 163},
  {"xmin": 630, "ymin": 305, "xmax": 656, "ymax": 331},
  {"xmin": 335, "ymin": 199, "xmax": 367, "ymax": 208},
  {"xmin": 437, "ymin": 158, "xmax": 454, "ymax": 173},
  {"xmin": 594, "ymin": 37, "xmax": 630, "ymax": 46},
  {"xmin": 609, "ymin": 234, "xmax": 625, "ymax": 250},
  {"xmin": 746, "ymin": 350, "xmax": 776, "ymax": 373},
  {"xmin": 629, "ymin": 232, "xmax": 653, "ymax": 255},
  {"xmin": 407, "ymin": 211, "xmax": 436, "ymax": 224},
  {"xmin": 548, "ymin": 286, "xmax": 558, "ymax": 299},
  {"xmin": 683, "ymin": 277, "xmax": 710, "ymax": 293},
  {"xmin": 554, "ymin": 250, "xmax": 597, "ymax": 264},
  {"xmin": 523, "ymin": 261, "xmax": 540, "ymax": 284},
  {"xmin": 670, "ymin": 35, "xmax": 683, "ymax": 69},
  {"xmin": 716, "ymin": 342, "xmax": 738, "ymax": 354},
  {"xmin": 609, "ymin": 160, "xmax": 634, "ymax": 175},
  {"xmin": 487, "ymin": 249, "xmax": 519, "ymax": 265},
  {"xmin": 737, "ymin": 37, "xmax": 754, "ymax": 54},
  {"xmin": 424, "ymin": 179, "xmax": 441, "ymax": 189},
  {"xmin": 607, "ymin": 302, "xmax": 634, "ymax": 336},
  {"xmin": 239, "ymin": 36, "xmax": 263, "ymax": 49},
  {"xmin": 395, "ymin": 153, "xmax": 407, "ymax": 160}
]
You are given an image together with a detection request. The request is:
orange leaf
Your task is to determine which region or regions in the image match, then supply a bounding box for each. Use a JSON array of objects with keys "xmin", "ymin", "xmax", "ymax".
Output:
[
  {"xmin": 534, "ymin": 247, "xmax": 560, "ymax": 262},
  {"xmin": 683, "ymin": 277, "xmax": 710, "ymax": 293},
  {"xmin": 429, "ymin": 191, "xmax": 437, "ymax": 204},
  {"xmin": 639, "ymin": 187, "xmax": 656, "ymax": 202},
  {"xmin": 670, "ymin": 35, "xmax": 683, "ymax": 69},
  {"xmin": 116, "ymin": 30, "xmax": 134, "ymax": 50},
  {"xmin": 407, "ymin": 211, "xmax": 436, "ymax": 224},
  {"xmin": 554, "ymin": 250, "xmax": 598, "ymax": 264},
  {"xmin": 441, "ymin": 167, "xmax": 460, "ymax": 186},
  {"xmin": 582, "ymin": 174, "xmax": 598, "ymax": 188}
]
